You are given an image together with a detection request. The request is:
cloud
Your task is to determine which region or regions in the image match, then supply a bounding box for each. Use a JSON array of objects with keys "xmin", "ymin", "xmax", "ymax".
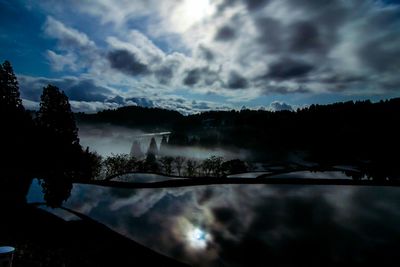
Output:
[
  {"xmin": 17, "ymin": 74, "xmax": 230, "ymax": 114},
  {"xmin": 46, "ymin": 50, "xmax": 79, "ymax": 72},
  {"xmin": 183, "ymin": 67, "xmax": 220, "ymax": 87},
  {"xmin": 197, "ymin": 45, "xmax": 215, "ymax": 62},
  {"xmin": 43, "ymin": 16, "xmax": 95, "ymax": 50},
  {"xmin": 125, "ymin": 97, "xmax": 155, "ymax": 108},
  {"xmin": 266, "ymin": 58, "xmax": 314, "ymax": 80},
  {"xmin": 42, "ymin": 16, "xmax": 99, "ymax": 73},
  {"xmin": 227, "ymin": 71, "xmax": 249, "ymax": 89},
  {"xmin": 107, "ymin": 49, "xmax": 150, "ymax": 76},
  {"xmin": 62, "ymin": 181, "xmax": 400, "ymax": 267},
  {"xmin": 269, "ymin": 101, "xmax": 293, "ymax": 111},
  {"xmin": 18, "ymin": 75, "xmax": 113, "ymax": 102},
  {"xmin": 18, "ymin": 0, "xmax": 400, "ymax": 112},
  {"xmin": 214, "ymin": 25, "xmax": 236, "ymax": 41},
  {"xmin": 183, "ymin": 68, "xmax": 203, "ymax": 86}
]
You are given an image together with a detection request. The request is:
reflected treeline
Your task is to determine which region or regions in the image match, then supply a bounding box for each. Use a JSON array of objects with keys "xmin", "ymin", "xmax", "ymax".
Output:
[{"xmin": 0, "ymin": 61, "xmax": 99, "ymax": 207}]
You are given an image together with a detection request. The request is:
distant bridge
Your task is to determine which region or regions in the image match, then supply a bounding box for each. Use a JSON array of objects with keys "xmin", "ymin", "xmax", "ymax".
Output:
[{"xmin": 132, "ymin": 132, "xmax": 171, "ymax": 139}]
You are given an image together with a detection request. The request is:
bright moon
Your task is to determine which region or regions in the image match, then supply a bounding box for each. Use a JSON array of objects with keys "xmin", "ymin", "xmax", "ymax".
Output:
[
  {"xmin": 172, "ymin": 0, "xmax": 214, "ymax": 32},
  {"xmin": 187, "ymin": 227, "xmax": 209, "ymax": 249}
]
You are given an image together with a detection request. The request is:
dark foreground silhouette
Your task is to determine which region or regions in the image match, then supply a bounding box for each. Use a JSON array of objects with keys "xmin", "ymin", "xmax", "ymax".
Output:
[{"xmin": 0, "ymin": 203, "xmax": 188, "ymax": 267}]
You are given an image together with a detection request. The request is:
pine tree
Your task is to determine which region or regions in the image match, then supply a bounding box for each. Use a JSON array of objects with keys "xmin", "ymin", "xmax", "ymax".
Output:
[
  {"xmin": 147, "ymin": 137, "xmax": 158, "ymax": 156},
  {"xmin": 37, "ymin": 84, "xmax": 79, "ymax": 146},
  {"xmin": 0, "ymin": 60, "xmax": 23, "ymax": 111},
  {"xmin": 159, "ymin": 135, "xmax": 168, "ymax": 156},
  {"xmin": 0, "ymin": 61, "xmax": 33, "ymax": 203}
]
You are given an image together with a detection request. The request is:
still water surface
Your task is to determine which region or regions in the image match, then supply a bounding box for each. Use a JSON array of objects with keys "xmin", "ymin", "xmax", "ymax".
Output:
[{"xmin": 28, "ymin": 175, "xmax": 400, "ymax": 267}]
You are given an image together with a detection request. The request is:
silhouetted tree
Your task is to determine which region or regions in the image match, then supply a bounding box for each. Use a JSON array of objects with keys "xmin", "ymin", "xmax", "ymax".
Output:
[
  {"xmin": 145, "ymin": 137, "xmax": 159, "ymax": 172},
  {"xmin": 147, "ymin": 137, "xmax": 158, "ymax": 156},
  {"xmin": 173, "ymin": 156, "xmax": 185, "ymax": 176},
  {"xmin": 79, "ymin": 147, "xmax": 103, "ymax": 181},
  {"xmin": 185, "ymin": 159, "xmax": 199, "ymax": 177},
  {"xmin": 159, "ymin": 156, "xmax": 174, "ymax": 175},
  {"xmin": 35, "ymin": 84, "xmax": 86, "ymax": 206},
  {"xmin": 145, "ymin": 153, "xmax": 159, "ymax": 172},
  {"xmin": 201, "ymin": 156, "xmax": 223, "ymax": 177},
  {"xmin": 40, "ymin": 172, "xmax": 73, "ymax": 208},
  {"xmin": 0, "ymin": 60, "xmax": 33, "ymax": 203},
  {"xmin": 0, "ymin": 60, "xmax": 23, "ymax": 110},
  {"xmin": 103, "ymin": 154, "xmax": 137, "ymax": 177},
  {"xmin": 221, "ymin": 159, "xmax": 248, "ymax": 175},
  {"xmin": 37, "ymin": 85, "xmax": 79, "ymax": 146}
]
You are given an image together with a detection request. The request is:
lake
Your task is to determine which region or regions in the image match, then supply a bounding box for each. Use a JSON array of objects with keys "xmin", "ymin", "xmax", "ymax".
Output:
[{"xmin": 28, "ymin": 177, "xmax": 400, "ymax": 267}]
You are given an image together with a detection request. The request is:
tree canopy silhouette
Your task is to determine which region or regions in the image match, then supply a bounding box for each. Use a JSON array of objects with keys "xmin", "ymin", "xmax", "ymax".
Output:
[
  {"xmin": 37, "ymin": 84, "xmax": 79, "ymax": 146},
  {"xmin": 0, "ymin": 60, "xmax": 23, "ymax": 110},
  {"xmin": 0, "ymin": 60, "xmax": 33, "ymax": 203}
]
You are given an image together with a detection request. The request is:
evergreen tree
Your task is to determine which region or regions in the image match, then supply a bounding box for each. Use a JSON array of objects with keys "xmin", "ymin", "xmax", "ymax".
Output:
[
  {"xmin": 147, "ymin": 137, "xmax": 158, "ymax": 156},
  {"xmin": 36, "ymin": 84, "xmax": 83, "ymax": 206},
  {"xmin": 37, "ymin": 84, "xmax": 79, "ymax": 146},
  {"xmin": 0, "ymin": 60, "xmax": 23, "ymax": 111},
  {"xmin": 145, "ymin": 137, "xmax": 159, "ymax": 172},
  {"xmin": 130, "ymin": 140, "xmax": 144, "ymax": 158},
  {"xmin": 0, "ymin": 60, "xmax": 33, "ymax": 203},
  {"xmin": 159, "ymin": 135, "xmax": 168, "ymax": 156}
]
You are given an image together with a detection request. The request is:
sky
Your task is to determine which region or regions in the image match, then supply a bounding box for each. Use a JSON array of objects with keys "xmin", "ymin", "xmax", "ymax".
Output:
[{"xmin": 1, "ymin": 0, "xmax": 400, "ymax": 114}]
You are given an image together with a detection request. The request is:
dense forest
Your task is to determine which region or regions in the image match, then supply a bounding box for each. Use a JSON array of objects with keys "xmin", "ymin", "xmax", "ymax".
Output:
[{"xmin": 77, "ymin": 97, "xmax": 400, "ymax": 180}]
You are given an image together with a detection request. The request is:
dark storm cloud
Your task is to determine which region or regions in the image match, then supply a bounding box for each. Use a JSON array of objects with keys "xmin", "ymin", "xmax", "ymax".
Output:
[
  {"xmin": 265, "ymin": 85, "xmax": 310, "ymax": 94},
  {"xmin": 267, "ymin": 58, "xmax": 314, "ymax": 80},
  {"xmin": 154, "ymin": 66, "xmax": 174, "ymax": 84},
  {"xmin": 244, "ymin": 0, "xmax": 270, "ymax": 10},
  {"xmin": 183, "ymin": 67, "xmax": 220, "ymax": 86},
  {"xmin": 107, "ymin": 49, "xmax": 149, "ymax": 76},
  {"xmin": 254, "ymin": 17, "xmax": 284, "ymax": 53},
  {"xmin": 18, "ymin": 76, "xmax": 112, "ymax": 102},
  {"xmin": 66, "ymin": 79, "xmax": 111, "ymax": 102},
  {"xmin": 321, "ymin": 74, "xmax": 367, "ymax": 85},
  {"xmin": 183, "ymin": 68, "xmax": 202, "ymax": 86},
  {"xmin": 288, "ymin": 21, "xmax": 324, "ymax": 53},
  {"xmin": 358, "ymin": 36, "xmax": 400, "ymax": 72},
  {"xmin": 214, "ymin": 25, "xmax": 236, "ymax": 41},
  {"xmin": 105, "ymin": 95, "xmax": 125, "ymax": 105},
  {"xmin": 217, "ymin": 0, "xmax": 270, "ymax": 12},
  {"xmin": 227, "ymin": 71, "xmax": 249, "ymax": 89}
]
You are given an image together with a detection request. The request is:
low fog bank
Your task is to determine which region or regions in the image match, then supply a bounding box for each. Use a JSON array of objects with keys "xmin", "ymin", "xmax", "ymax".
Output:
[
  {"xmin": 78, "ymin": 123, "xmax": 143, "ymax": 157},
  {"xmin": 78, "ymin": 123, "xmax": 249, "ymax": 160}
]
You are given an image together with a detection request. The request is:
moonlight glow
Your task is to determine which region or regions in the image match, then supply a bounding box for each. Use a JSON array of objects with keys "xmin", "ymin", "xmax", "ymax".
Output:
[
  {"xmin": 187, "ymin": 227, "xmax": 209, "ymax": 249},
  {"xmin": 172, "ymin": 0, "xmax": 214, "ymax": 32}
]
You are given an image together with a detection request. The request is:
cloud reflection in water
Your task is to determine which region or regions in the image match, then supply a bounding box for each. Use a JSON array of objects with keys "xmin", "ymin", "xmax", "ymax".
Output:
[{"xmin": 62, "ymin": 184, "xmax": 400, "ymax": 267}]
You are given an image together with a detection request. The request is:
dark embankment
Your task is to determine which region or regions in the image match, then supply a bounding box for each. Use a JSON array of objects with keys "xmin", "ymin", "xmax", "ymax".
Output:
[{"xmin": 0, "ymin": 203, "xmax": 188, "ymax": 267}]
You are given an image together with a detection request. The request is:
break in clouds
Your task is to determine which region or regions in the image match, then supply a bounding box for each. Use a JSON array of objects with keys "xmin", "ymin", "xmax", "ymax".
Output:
[{"xmin": 7, "ymin": 0, "xmax": 400, "ymax": 112}]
